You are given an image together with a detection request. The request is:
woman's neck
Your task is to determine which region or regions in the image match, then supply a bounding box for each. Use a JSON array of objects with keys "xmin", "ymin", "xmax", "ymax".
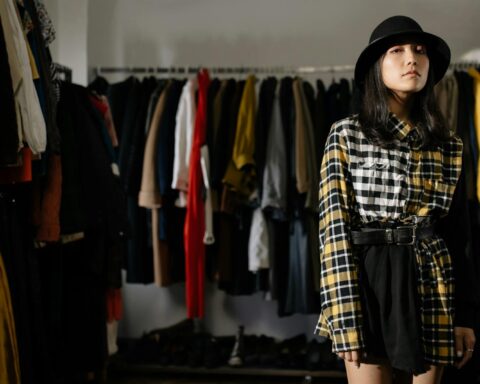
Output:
[{"xmin": 387, "ymin": 92, "xmax": 413, "ymax": 124}]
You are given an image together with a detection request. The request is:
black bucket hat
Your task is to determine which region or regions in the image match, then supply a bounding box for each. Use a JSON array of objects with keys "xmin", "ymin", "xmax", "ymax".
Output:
[{"xmin": 354, "ymin": 15, "xmax": 451, "ymax": 87}]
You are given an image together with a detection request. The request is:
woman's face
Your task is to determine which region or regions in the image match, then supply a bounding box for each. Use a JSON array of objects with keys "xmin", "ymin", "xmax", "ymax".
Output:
[{"xmin": 380, "ymin": 42, "xmax": 429, "ymax": 96}]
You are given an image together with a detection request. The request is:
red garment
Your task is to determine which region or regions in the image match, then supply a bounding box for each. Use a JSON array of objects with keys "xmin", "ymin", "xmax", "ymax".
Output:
[
  {"xmin": 0, "ymin": 147, "xmax": 32, "ymax": 184},
  {"xmin": 106, "ymin": 288, "xmax": 123, "ymax": 322},
  {"xmin": 89, "ymin": 94, "xmax": 119, "ymax": 148},
  {"xmin": 35, "ymin": 154, "xmax": 62, "ymax": 242},
  {"xmin": 184, "ymin": 69, "xmax": 210, "ymax": 318}
]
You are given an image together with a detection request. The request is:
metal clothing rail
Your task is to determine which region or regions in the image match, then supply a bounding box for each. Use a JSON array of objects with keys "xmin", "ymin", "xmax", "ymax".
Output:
[
  {"xmin": 452, "ymin": 60, "xmax": 480, "ymax": 70},
  {"xmin": 93, "ymin": 65, "xmax": 356, "ymax": 76},
  {"xmin": 53, "ymin": 62, "xmax": 73, "ymax": 82},
  {"xmin": 93, "ymin": 61, "xmax": 479, "ymax": 76}
]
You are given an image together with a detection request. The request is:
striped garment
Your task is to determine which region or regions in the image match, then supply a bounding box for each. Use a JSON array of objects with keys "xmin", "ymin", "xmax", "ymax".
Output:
[{"xmin": 315, "ymin": 113, "xmax": 463, "ymax": 365}]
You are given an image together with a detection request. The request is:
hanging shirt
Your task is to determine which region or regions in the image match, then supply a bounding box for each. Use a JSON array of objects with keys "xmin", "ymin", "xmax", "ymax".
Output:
[
  {"xmin": 315, "ymin": 114, "xmax": 462, "ymax": 365},
  {"xmin": 293, "ymin": 78, "xmax": 318, "ymax": 211},
  {"xmin": 171, "ymin": 78, "xmax": 197, "ymax": 207},
  {"xmin": 231, "ymin": 75, "xmax": 257, "ymax": 170},
  {"xmin": 0, "ymin": 0, "xmax": 46, "ymax": 154},
  {"xmin": 248, "ymin": 207, "xmax": 269, "ymax": 272},
  {"xmin": 90, "ymin": 94, "xmax": 119, "ymax": 149},
  {"xmin": 223, "ymin": 75, "xmax": 257, "ymax": 200},
  {"xmin": 261, "ymin": 82, "xmax": 287, "ymax": 215},
  {"xmin": 434, "ymin": 74, "xmax": 459, "ymax": 133}
]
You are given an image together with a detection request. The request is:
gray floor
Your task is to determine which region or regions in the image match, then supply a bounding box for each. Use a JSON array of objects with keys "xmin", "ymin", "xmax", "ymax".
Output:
[
  {"xmin": 107, "ymin": 375, "xmax": 345, "ymax": 384},
  {"xmin": 106, "ymin": 369, "xmax": 347, "ymax": 384}
]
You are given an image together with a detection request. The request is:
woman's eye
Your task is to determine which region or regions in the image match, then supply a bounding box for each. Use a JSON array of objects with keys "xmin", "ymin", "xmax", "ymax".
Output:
[
  {"xmin": 416, "ymin": 45, "xmax": 427, "ymax": 54},
  {"xmin": 390, "ymin": 48, "xmax": 401, "ymax": 54}
]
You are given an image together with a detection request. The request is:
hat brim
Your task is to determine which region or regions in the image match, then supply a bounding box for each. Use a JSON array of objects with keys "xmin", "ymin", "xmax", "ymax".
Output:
[{"xmin": 354, "ymin": 31, "xmax": 451, "ymax": 86}]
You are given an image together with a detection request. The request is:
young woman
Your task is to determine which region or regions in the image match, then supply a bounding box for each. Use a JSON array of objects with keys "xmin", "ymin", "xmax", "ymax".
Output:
[{"xmin": 316, "ymin": 16, "xmax": 476, "ymax": 384}]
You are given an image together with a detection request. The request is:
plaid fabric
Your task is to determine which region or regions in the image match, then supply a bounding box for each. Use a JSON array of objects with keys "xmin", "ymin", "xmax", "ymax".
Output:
[{"xmin": 315, "ymin": 114, "xmax": 463, "ymax": 365}]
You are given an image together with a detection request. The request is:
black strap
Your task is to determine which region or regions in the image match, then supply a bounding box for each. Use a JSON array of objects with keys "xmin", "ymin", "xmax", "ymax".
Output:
[{"xmin": 351, "ymin": 225, "xmax": 435, "ymax": 246}]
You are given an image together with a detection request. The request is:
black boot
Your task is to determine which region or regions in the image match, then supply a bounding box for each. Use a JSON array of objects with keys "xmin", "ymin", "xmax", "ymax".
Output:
[
  {"xmin": 146, "ymin": 318, "xmax": 194, "ymax": 342},
  {"xmin": 228, "ymin": 325, "xmax": 245, "ymax": 367}
]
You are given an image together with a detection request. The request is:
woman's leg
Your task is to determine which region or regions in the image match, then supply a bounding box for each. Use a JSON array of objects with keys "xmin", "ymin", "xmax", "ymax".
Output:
[
  {"xmin": 344, "ymin": 360, "xmax": 393, "ymax": 384},
  {"xmin": 412, "ymin": 365, "xmax": 444, "ymax": 384}
]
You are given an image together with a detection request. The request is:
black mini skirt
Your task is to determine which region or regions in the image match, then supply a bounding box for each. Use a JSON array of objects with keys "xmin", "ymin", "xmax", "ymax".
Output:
[{"xmin": 357, "ymin": 243, "xmax": 427, "ymax": 375}]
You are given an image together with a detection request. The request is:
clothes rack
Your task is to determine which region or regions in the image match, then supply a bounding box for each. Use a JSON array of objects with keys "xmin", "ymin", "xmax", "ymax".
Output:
[
  {"xmin": 93, "ymin": 65, "xmax": 355, "ymax": 76},
  {"xmin": 53, "ymin": 62, "xmax": 73, "ymax": 82},
  {"xmin": 93, "ymin": 61, "xmax": 479, "ymax": 77},
  {"xmin": 451, "ymin": 60, "xmax": 480, "ymax": 70}
]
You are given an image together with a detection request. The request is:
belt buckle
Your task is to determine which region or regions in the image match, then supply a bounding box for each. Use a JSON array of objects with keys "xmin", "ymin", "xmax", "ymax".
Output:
[{"xmin": 397, "ymin": 225, "xmax": 417, "ymax": 245}]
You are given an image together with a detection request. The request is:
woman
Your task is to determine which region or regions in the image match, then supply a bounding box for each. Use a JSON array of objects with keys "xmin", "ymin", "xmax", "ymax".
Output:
[{"xmin": 316, "ymin": 16, "xmax": 476, "ymax": 384}]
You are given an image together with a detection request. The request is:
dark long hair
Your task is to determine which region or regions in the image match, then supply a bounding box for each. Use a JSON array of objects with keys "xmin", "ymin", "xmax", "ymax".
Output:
[{"xmin": 357, "ymin": 58, "xmax": 451, "ymax": 148}]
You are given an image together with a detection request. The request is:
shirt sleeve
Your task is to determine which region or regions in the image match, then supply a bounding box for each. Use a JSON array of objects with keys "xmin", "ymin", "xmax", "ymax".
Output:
[
  {"xmin": 315, "ymin": 123, "xmax": 365, "ymax": 352},
  {"xmin": 436, "ymin": 138, "xmax": 479, "ymax": 328}
]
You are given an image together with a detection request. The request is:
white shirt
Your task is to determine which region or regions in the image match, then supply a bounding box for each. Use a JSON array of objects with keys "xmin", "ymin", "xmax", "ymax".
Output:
[
  {"xmin": 171, "ymin": 78, "xmax": 197, "ymax": 206},
  {"xmin": 0, "ymin": 0, "xmax": 46, "ymax": 154},
  {"xmin": 248, "ymin": 207, "xmax": 269, "ymax": 271}
]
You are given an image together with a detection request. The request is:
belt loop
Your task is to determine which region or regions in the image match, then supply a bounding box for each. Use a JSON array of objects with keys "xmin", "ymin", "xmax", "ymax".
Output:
[
  {"xmin": 397, "ymin": 216, "xmax": 418, "ymax": 246},
  {"xmin": 385, "ymin": 228, "xmax": 393, "ymax": 244}
]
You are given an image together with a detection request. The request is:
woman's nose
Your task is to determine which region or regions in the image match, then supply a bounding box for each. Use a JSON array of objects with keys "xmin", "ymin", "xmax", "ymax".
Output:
[{"xmin": 406, "ymin": 47, "xmax": 417, "ymax": 65}]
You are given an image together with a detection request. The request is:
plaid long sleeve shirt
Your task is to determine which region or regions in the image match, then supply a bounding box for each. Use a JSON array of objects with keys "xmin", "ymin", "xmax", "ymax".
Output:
[{"xmin": 315, "ymin": 114, "xmax": 463, "ymax": 364}]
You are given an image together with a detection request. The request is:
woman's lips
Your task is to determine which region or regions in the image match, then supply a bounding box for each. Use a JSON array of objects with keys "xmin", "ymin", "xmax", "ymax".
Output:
[{"xmin": 403, "ymin": 70, "xmax": 420, "ymax": 76}]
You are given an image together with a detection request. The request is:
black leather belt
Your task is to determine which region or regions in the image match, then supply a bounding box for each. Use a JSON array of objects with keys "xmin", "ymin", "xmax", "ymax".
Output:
[{"xmin": 351, "ymin": 225, "xmax": 434, "ymax": 246}]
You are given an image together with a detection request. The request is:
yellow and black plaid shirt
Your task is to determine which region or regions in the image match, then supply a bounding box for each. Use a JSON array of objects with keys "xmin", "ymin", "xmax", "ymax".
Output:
[{"xmin": 315, "ymin": 114, "xmax": 463, "ymax": 365}]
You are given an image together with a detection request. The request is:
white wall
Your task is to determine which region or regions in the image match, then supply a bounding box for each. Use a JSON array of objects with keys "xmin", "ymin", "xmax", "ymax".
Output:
[
  {"xmin": 83, "ymin": 0, "xmax": 480, "ymax": 340},
  {"xmin": 43, "ymin": 0, "xmax": 88, "ymax": 85},
  {"xmin": 87, "ymin": 0, "xmax": 480, "ymax": 70},
  {"xmin": 120, "ymin": 276, "xmax": 318, "ymax": 340}
]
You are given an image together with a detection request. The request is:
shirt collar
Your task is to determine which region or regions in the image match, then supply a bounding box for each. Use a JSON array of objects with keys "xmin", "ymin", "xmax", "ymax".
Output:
[{"xmin": 388, "ymin": 113, "xmax": 418, "ymax": 143}]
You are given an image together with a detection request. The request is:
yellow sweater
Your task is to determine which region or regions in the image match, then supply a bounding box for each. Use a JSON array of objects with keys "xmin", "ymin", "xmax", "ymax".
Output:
[
  {"xmin": 467, "ymin": 67, "xmax": 480, "ymax": 202},
  {"xmin": 223, "ymin": 75, "xmax": 257, "ymax": 199}
]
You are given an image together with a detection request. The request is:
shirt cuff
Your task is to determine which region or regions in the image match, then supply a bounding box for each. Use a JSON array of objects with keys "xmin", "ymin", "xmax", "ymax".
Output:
[{"xmin": 330, "ymin": 327, "xmax": 365, "ymax": 352}]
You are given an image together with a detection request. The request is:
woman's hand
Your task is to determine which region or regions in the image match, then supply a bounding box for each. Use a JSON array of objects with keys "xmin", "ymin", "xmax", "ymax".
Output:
[
  {"xmin": 337, "ymin": 349, "xmax": 362, "ymax": 368},
  {"xmin": 454, "ymin": 326, "xmax": 476, "ymax": 369}
]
